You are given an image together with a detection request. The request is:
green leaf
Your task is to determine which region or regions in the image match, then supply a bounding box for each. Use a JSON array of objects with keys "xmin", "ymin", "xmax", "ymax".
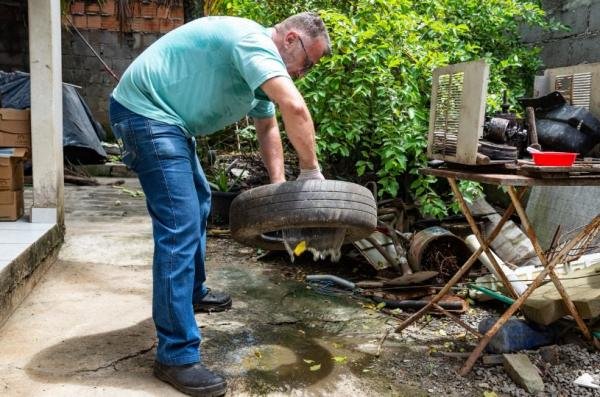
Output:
[
  {"xmin": 219, "ymin": 0, "xmax": 554, "ymax": 218},
  {"xmin": 309, "ymin": 364, "xmax": 321, "ymax": 371},
  {"xmin": 332, "ymin": 356, "xmax": 348, "ymax": 363},
  {"xmin": 303, "ymin": 359, "xmax": 315, "ymax": 364}
]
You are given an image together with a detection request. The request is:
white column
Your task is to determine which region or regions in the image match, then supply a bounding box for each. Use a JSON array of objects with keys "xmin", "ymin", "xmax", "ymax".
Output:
[{"xmin": 28, "ymin": 0, "xmax": 64, "ymax": 225}]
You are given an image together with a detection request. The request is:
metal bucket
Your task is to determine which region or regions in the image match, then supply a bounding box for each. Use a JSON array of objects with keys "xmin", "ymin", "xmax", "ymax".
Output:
[{"xmin": 408, "ymin": 226, "xmax": 471, "ymax": 283}]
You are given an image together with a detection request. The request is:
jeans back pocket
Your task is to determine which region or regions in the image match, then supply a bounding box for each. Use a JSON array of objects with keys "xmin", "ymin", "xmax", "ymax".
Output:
[{"xmin": 112, "ymin": 120, "xmax": 139, "ymax": 172}]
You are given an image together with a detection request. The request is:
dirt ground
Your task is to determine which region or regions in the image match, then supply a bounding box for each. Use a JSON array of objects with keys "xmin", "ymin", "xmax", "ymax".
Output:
[{"xmin": 0, "ymin": 178, "xmax": 598, "ymax": 396}]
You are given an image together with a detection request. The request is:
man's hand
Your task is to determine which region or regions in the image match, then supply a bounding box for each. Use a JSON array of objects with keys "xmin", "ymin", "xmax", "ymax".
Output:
[{"xmin": 297, "ymin": 167, "xmax": 325, "ymax": 180}]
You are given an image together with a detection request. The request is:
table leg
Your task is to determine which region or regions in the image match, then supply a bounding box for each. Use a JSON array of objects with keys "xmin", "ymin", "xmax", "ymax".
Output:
[
  {"xmin": 433, "ymin": 303, "xmax": 483, "ymax": 338},
  {"xmin": 448, "ymin": 178, "xmax": 519, "ymax": 299},
  {"xmin": 507, "ymin": 186, "xmax": 593, "ymax": 340},
  {"xmin": 394, "ymin": 185, "xmax": 526, "ymax": 334},
  {"xmin": 459, "ymin": 213, "xmax": 600, "ymax": 375}
]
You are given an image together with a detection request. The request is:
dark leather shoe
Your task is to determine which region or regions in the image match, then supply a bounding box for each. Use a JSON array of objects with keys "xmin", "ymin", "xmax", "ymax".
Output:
[
  {"xmin": 153, "ymin": 361, "xmax": 227, "ymax": 397},
  {"xmin": 193, "ymin": 289, "xmax": 232, "ymax": 313}
]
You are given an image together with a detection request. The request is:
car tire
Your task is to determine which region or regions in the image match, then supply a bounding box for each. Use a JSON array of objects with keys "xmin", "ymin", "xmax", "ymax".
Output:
[{"xmin": 229, "ymin": 180, "xmax": 377, "ymax": 251}]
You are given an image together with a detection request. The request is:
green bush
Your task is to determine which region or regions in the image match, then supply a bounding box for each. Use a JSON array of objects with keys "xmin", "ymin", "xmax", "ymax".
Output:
[{"xmin": 218, "ymin": 0, "xmax": 560, "ymax": 217}]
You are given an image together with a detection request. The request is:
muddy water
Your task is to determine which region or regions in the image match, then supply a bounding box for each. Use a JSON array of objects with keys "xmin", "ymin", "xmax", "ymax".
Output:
[
  {"xmin": 199, "ymin": 266, "xmax": 413, "ymax": 395},
  {"xmin": 202, "ymin": 323, "xmax": 384, "ymax": 394}
]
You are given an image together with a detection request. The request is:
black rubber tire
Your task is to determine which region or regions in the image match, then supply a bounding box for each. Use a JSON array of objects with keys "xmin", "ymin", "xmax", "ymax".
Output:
[{"xmin": 229, "ymin": 180, "xmax": 377, "ymax": 251}]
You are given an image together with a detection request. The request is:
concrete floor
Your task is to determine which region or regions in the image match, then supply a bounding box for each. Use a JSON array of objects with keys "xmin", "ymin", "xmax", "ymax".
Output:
[{"xmin": 0, "ymin": 178, "xmax": 409, "ymax": 396}]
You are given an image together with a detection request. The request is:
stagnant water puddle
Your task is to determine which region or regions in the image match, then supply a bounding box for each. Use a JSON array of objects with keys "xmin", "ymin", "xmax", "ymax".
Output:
[
  {"xmin": 202, "ymin": 323, "xmax": 388, "ymax": 395},
  {"xmin": 198, "ymin": 277, "xmax": 412, "ymax": 395}
]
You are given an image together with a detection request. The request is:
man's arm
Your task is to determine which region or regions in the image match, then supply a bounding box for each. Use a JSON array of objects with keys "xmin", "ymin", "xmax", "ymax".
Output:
[
  {"xmin": 253, "ymin": 116, "xmax": 286, "ymax": 184},
  {"xmin": 259, "ymin": 76, "xmax": 320, "ymax": 172}
]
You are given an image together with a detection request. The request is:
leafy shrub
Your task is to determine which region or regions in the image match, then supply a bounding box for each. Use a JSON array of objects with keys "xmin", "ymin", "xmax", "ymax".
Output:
[{"xmin": 217, "ymin": 0, "xmax": 560, "ymax": 217}]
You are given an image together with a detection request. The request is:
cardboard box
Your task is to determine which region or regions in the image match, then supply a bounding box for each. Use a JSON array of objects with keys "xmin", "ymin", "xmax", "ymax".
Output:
[
  {"xmin": 0, "ymin": 148, "xmax": 26, "ymax": 191},
  {"xmin": 0, "ymin": 108, "xmax": 31, "ymax": 148},
  {"xmin": 0, "ymin": 190, "xmax": 24, "ymax": 221}
]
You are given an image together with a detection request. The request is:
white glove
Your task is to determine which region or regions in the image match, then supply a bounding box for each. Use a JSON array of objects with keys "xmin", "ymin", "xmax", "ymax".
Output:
[{"xmin": 297, "ymin": 167, "xmax": 325, "ymax": 180}]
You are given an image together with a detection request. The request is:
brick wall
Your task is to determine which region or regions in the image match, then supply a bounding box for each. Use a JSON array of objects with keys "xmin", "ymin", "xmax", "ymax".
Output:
[
  {"xmin": 63, "ymin": 1, "xmax": 185, "ymax": 128},
  {"xmin": 0, "ymin": 1, "xmax": 185, "ymax": 129},
  {"xmin": 67, "ymin": 0, "xmax": 184, "ymax": 34},
  {"xmin": 522, "ymin": 0, "xmax": 600, "ymax": 68},
  {"xmin": 62, "ymin": 30, "xmax": 162, "ymax": 128}
]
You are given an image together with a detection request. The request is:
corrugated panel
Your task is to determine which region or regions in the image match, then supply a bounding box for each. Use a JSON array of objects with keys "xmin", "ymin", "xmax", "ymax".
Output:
[
  {"xmin": 555, "ymin": 72, "xmax": 592, "ymax": 110},
  {"xmin": 432, "ymin": 71, "xmax": 464, "ymax": 156}
]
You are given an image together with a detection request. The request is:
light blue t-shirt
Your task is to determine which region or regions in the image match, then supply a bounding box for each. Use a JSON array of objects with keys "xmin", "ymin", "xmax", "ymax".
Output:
[{"xmin": 112, "ymin": 16, "xmax": 290, "ymax": 136}]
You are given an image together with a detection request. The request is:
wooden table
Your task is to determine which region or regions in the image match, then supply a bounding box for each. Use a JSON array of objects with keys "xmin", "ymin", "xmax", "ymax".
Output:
[{"xmin": 394, "ymin": 167, "xmax": 600, "ymax": 375}]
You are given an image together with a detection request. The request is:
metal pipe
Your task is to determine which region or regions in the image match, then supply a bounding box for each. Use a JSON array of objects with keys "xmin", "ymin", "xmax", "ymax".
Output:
[
  {"xmin": 526, "ymin": 107, "xmax": 541, "ymax": 150},
  {"xmin": 305, "ymin": 275, "xmax": 356, "ymax": 290},
  {"xmin": 366, "ymin": 236, "xmax": 402, "ymax": 273}
]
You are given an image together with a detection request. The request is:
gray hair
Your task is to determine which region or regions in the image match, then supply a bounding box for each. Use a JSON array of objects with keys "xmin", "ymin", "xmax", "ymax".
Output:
[{"xmin": 277, "ymin": 12, "xmax": 332, "ymax": 56}]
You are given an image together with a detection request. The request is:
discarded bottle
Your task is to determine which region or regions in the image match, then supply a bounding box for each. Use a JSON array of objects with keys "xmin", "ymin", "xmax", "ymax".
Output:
[{"xmin": 479, "ymin": 317, "xmax": 558, "ymax": 353}]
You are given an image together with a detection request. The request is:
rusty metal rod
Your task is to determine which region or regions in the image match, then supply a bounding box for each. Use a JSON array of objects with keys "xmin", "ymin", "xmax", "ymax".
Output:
[
  {"xmin": 459, "ymin": 212, "xmax": 600, "ymax": 376},
  {"xmin": 378, "ymin": 220, "xmax": 412, "ymax": 275},
  {"xmin": 394, "ymin": 186, "xmax": 526, "ymax": 334},
  {"xmin": 65, "ymin": 16, "xmax": 120, "ymax": 82},
  {"xmin": 547, "ymin": 224, "xmax": 562, "ymax": 262},
  {"xmin": 433, "ymin": 303, "xmax": 483, "ymax": 338},
  {"xmin": 366, "ymin": 236, "xmax": 402, "ymax": 273},
  {"xmin": 507, "ymin": 186, "xmax": 592, "ymax": 340},
  {"xmin": 448, "ymin": 178, "xmax": 519, "ymax": 299}
]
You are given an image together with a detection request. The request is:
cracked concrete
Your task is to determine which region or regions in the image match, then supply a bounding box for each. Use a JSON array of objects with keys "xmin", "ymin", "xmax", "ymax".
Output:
[{"xmin": 0, "ymin": 178, "xmax": 417, "ymax": 396}]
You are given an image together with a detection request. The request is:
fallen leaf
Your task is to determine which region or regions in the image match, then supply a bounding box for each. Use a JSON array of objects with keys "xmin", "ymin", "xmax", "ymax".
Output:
[
  {"xmin": 376, "ymin": 302, "xmax": 386, "ymax": 310},
  {"xmin": 483, "ymin": 391, "xmax": 498, "ymax": 397},
  {"xmin": 294, "ymin": 241, "xmax": 307, "ymax": 256},
  {"xmin": 303, "ymin": 359, "xmax": 315, "ymax": 364},
  {"xmin": 309, "ymin": 364, "xmax": 321, "ymax": 371},
  {"xmin": 332, "ymin": 356, "xmax": 348, "ymax": 363}
]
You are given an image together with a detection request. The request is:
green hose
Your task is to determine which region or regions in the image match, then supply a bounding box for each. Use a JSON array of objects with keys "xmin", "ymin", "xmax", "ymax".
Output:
[{"xmin": 467, "ymin": 283, "xmax": 515, "ymax": 305}]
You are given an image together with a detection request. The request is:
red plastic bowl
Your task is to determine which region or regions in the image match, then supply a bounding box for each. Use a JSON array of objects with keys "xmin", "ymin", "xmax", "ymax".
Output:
[{"xmin": 531, "ymin": 151, "xmax": 577, "ymax": 166}]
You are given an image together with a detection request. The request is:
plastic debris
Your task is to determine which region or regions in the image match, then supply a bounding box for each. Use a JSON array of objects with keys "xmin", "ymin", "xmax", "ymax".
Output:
[{"xmin": 574, "ymin": 373, "xmax": 600, "ymax": 389}]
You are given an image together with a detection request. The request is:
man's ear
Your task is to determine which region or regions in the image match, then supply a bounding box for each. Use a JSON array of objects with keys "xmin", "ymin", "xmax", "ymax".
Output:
[{"xmin": 284, "ymin": 30, "xmax": 299, "ymax": 47}]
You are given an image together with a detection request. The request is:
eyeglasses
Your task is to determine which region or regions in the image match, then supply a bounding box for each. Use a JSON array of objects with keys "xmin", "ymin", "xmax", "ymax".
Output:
[{"xmin": 298, "ymin": 36, "xmax": 314, "ymax": 72}]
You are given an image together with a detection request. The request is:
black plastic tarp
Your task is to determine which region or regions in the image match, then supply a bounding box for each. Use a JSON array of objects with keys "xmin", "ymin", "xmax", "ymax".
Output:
[{"xmin": 0, "ymin": 71, "xmax": 107, "ymax": 164}]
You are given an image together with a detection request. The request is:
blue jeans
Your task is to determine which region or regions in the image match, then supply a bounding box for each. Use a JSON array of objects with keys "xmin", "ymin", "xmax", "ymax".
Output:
[{"xmin": 109, "ymin": 97, "xmax": 210, "ymax": 366}]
